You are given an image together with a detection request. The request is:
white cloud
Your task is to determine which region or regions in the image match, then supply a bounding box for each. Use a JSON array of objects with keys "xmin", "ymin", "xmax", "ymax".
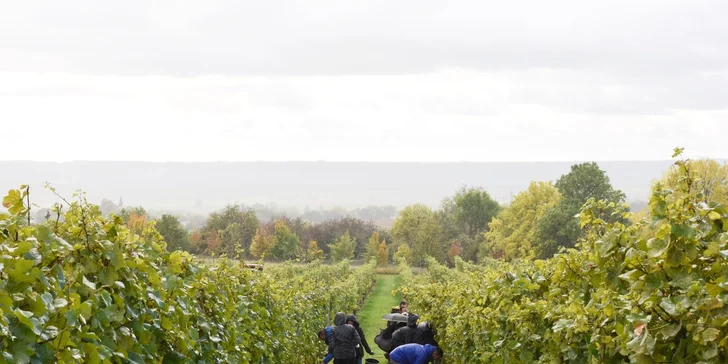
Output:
[{"xmin": 0, "ymin": 69, "xmax": 725, "ymax": 162}]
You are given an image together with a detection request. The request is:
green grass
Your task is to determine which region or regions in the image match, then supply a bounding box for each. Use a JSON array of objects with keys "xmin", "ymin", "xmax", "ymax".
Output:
[{"xmin": 357, "ymin": 274, "xmax": 402, "ymax": 363}]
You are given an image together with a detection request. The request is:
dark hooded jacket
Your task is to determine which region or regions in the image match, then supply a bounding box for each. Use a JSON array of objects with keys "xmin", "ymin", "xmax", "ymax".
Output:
[
  {"xmin": 346, "ymin": 314, "xmax": 372, "ymax": 357},
  {"xmin": 329, "ymin": 312, "xmax": 361, "ymax": 359},
  {"xmin": 418, "ymin": 322, "xmax": 439, "ymax": 347},
  {"xmin": 389, "ymin": 314, "xmax": 424, "ymax": 352},
  {"xmin": 374, "ymin": 323, "xmax": 398, "ymax": 352}
]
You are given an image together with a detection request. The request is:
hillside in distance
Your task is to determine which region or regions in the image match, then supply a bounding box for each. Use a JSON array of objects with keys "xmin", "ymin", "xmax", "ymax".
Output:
[{"xmin": 0, "ymin": 160, "xmax": 694, "ymax": 213}]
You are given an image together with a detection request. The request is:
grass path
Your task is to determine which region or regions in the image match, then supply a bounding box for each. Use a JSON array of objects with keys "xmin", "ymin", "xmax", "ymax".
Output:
[{"xmin": 357, "ymin": 274, "xmax": 402, "ymax": 363}]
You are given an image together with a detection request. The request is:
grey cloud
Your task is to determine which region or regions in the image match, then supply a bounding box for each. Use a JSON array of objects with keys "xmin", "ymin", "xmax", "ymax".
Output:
[
  {"xmin": 1, "ymin": 0, "xmax": 727, "ymax": 77},
  {"xmin": 2, "ymin": 0, "xmax": 728, "ymax": 121}
]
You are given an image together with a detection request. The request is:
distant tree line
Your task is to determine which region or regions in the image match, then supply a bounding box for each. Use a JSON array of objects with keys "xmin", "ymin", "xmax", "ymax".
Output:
[
  {"xmin": 75, "ymin": 160, "xmax": 726, "ymax": 266},
  {"xmin": 95, "ymin": 203, "xmax": 391, "ymax": 265}
]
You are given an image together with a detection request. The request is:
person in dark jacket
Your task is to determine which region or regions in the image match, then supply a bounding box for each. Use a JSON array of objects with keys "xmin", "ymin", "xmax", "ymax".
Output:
[
  {"xmin": 389, "ymin": 314, "xmax": 424, "ymax": 353},
  {"xmin": 417, "ymin": 322, "xmax": 438, "ymax": 347},
  {"xmin": 389, "ymin": 344, "xmax": 443, "ymax": 364},
  {"xmin": 346, "ymin": 314, "xmax": 374, "ymax": 364},
  {"xmin": 374, "ymin": 321, "xmax": 399, "ymax": 353},
  {"xmin": 329, "ymin": 312, "xmax": 361, "ymax": 364}
]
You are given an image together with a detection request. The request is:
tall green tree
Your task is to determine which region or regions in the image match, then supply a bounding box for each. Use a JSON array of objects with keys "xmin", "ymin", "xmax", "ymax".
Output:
[
  {"xmin": 534, "ymin": 202, "xmax": 581, "ymax": 258},
  {"xmin": 437, "ymin": 187, "xmax": 500, "ymax": 261},
  {"xmin": 269, "ymin": 220, "xmax": 300, "ymax": 260},
  {"xmin": 329, "ymin": 230, "xmax": 356, "ymax": 262},
  {"xmin": 392, "ymin": 204, "xmax": 443, "ymax": 266},
  {"xmin": 156, "ymin": 214, "xmax": 191, "ymax": 252},
  {"xmin": 536, "ymin": 162, "xmax": 626, "ymax": 258},
  {"xmin": 307, "ymin": 217, "xmax": 378, "ymax": 259},
  {"xmin": 436, "ymin": 197, "xmax": 460, "ymax": 243},
  {"xmin": 453, "ymin": 186, "xmax": 501, "ymax": 237},
  {"xmin": 220, "ymin": 222, "xmax": 245, "ymax": 258},
  {"xmin": 555, "ymin": 162, "xmax": 626, "ymax": 204},
  {"xmin": 205, "ymin": 204, "xmax": 259, "ymax": 258}
]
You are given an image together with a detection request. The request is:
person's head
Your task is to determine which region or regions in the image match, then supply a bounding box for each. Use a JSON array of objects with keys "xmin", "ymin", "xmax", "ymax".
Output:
[
  {"xmin": 432, "ymin": 347, "xmax": 444, "ymax": 360},
  {"xmin": 407, "ymin": 314, "xmax": 419, "ymax": 328},
  {"xmin": 334, "ymin": 312, "xmax": 346, "ymax": 325},
  {"xmin": 317, "ymin": 329, "xmax": 326, "ymax": 341},
  {"xmin": 400, "ymin": 300, "xmax": 408, "ymax": 312},
  {"xmin": 346, "ymin": 314, "xmax": 359, "ymax": 327}
]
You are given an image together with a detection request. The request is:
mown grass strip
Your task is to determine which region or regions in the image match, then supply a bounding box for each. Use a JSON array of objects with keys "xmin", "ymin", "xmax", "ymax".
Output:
[{"xmin": 357, "ymin": 274, "xmax": 402, "ymax": 363}]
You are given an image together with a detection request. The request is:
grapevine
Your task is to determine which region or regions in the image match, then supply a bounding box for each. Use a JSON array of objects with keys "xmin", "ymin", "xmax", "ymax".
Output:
[
  {"xmin": 0, "ymin": 188, "xmax": 376, "ymax": 363},
  {"xmin": 399, "ymin": 158, "xmax": 728, "ymax": 363}
]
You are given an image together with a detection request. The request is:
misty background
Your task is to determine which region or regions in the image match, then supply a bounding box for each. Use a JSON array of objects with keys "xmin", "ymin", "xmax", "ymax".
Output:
[{"xmin": 0, "ymin": 159, "xmax": 699, "ymax": 228}]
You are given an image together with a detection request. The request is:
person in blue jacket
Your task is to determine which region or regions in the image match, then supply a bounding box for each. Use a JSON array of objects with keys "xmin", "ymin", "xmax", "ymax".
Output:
[
  {"xmin": 388, "ymin": 343, "xmax": 443, "ymax": 364},
  {"xmin": 318, "ymin": 326, "xmax": 334, "ymax": 364}
]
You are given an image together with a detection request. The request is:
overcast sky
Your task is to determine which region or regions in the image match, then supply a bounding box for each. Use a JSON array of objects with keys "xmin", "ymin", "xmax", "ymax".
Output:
[{"xmin": 1, "ymin": 0, "xmax": 726, "ymax": 162}]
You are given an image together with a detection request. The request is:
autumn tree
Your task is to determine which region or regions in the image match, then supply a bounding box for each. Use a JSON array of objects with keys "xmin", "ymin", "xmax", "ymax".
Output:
[
  {"xmin": 156, "ymin": 214, "xmax": 191, "ymax": 252},
  {"xmin": 363, "ymin": 231, "xmax": 389, "ymax": 266},
  {"xmin": 205, "ymin": 229, "xmax": 221, "ymax": 254},
  {"xmin": 126, "ymin": 212, "xmax": 147, "ymax": 236},
  {"xmin": 480, "ymin": 181, "xmax": 561, "ymax": 261},
  {"xmin": 365, "ymin": 231, "xmax": 384, "ymax": 262},
  {"xmin": 305, "ymin": 241, "xmax": 324, "ymax": 262},
  {"xmin": 631, "ymin": 156, "xmax": 728, "ymax": 244},
  {"xmin": 391, "ymin": 204, "xmax": 443, "ymax": 266},
  {"xmin": 377, "ymin": 241, "xmax": 389, "ymax": 266},
  {"xmin": 250, "ymin": 228, "xmax": 276, "ymax": 259},
  {"xmin": 659, "ymin": 158, "xmax": 728, "ymax": 205},
  {"xmin": 189, "ymin": 230, "xmax": 204, "ymax": 254},
  {"xmin": 120, "ymin": 206, "xmax": 147, "ymax": 223},
  {"xmin": 329, "ymin": 230, "xmax": 356, "ymax": 262},
  {"xmin": 447, "ymin": 243, "xmax": 463, "ymax": 264}
]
